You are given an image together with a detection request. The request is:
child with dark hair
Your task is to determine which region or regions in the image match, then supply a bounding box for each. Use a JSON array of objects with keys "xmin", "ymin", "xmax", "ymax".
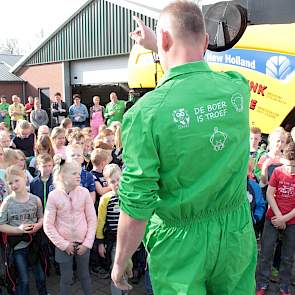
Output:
[{"xmin": 256, "ymin": 142, "xmax": 295, "ymax": 295}]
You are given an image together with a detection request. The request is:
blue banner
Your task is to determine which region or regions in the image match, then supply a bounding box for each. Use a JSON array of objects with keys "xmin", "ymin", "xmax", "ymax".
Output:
[{"xmin": 205, "ymin": 48, "xmax": 295, "ymax": 81}]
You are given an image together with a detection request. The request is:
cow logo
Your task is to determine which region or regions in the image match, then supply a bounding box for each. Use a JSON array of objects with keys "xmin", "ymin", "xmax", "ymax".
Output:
[
  {"xmin": 172, "ymin": 108, "xmax": 190, "ymax": 129},
  {"xmin": 231, "ymin": 93, "xmax": 244, "ymax": 112},
  {"xmin": 210, "ymin": 127, "xmax": 227, "ymax": 151}
]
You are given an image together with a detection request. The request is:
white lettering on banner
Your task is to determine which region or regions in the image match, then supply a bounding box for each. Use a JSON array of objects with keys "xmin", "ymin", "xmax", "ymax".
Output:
[
  {"xmin": 224, "ymin": 54, "xmax": 256, "ymax": 70},
  {"xmin": 205, "ymin": 51, "xmax": 224, "ymax": 63},
  {"xmin": 194, "ymin": 101, "xmax": 227, "ymax": 123}
]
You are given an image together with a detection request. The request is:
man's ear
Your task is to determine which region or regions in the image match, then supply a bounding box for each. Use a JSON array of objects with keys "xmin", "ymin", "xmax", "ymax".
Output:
[
  {"xmin": 203, "ymin": 33, "xmax": 209, "ymax": 54},
  {"xmin": 159, "ymin": 29, "xmax": 171, "ymax": 52}
]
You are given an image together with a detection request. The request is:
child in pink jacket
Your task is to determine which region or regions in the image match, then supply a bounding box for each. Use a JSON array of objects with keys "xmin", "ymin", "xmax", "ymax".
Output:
[{"xmin": 43, "ymin": 158, "xmax": 96, "ymax": 295}]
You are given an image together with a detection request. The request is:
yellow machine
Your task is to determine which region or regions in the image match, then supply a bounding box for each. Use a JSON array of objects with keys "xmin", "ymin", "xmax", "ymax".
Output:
[{"xmin": 128, "ymin": 24, "xmax": 295, "ymax": 134}]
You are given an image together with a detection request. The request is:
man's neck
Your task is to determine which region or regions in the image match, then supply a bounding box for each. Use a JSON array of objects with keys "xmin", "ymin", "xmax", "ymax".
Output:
[{"xmin": 165, "ymin": 44, "xmax": 205, "ymax": 71}]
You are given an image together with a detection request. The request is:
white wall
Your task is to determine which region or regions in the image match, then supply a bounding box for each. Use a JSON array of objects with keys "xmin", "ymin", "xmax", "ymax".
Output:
[{"xmin": 70, "ymin": 55, "xmax": 129, "ymax": 85}]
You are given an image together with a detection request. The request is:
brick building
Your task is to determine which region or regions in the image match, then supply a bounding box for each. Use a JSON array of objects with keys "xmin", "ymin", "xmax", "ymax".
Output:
[
  {"xmin": 0, "ymin": 54, "xmax": 25, "ymax": 102},
  {"xmin": 11, "ymin": 0, "xmax": 158, "ymax": 110}
]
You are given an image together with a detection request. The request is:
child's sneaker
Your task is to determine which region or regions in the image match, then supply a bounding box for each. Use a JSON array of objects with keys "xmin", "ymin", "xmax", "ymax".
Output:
[
  {"xmin": 256, "ymin": 287, "xmax": 267, "ymax": 295},
  {"xmin": 280, "ymin": 285, "xmax": 292, "ymax": 295}
]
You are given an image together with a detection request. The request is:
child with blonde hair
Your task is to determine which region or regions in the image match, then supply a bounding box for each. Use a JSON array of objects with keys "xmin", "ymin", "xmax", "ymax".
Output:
[
  {"xmin": 0, "ymin": 145, "xmax": 8, "ymax": 202},
  {"xmin": 43, "ymin": 159, "xmax": 96, "ymax": 295},
  {"xmin": 0, "ymin": 130, "xmax": 12, "ymax": 148},
  {"xmin": 96, "ymin": 164, "xmax": 132, "ymax": 294},
  {"xmin": 15, "ymin": 150, "xmax": 34, "ymax": 191},
  {"xmin": 66, "ymin": 144, "xmax": 96, "ymax": 202},
  {"xmin": 259, "ymin": 127, "xmax": 288, "ymax": 186},
  {"xmin": 3, "ymin": 148, "xmax": 18, "ymax": 167},
  {"xmin": 256, "ymin": 142, "xmax": 295, "ymax": 295},
  {"xmin": 12, "ymin": 120, "xmax": 35, "ymax": 158},
  {"xmin": 51, "ymin": 127, "xmax": 66, "ymax": 159},
  {"xmin": 67, "ymin": 130, "xmax": 85, "ymax": 146},
  {"xmin": 83, "ymin": 138, "xmax": 94, "ymax": 172},
  {"xmin": 91, "ymin": 148, "xmax": 112, "ymax": 204},
  {"xmin": 0, "ymin": 165, "xmax": 47, "ymax": 294}
]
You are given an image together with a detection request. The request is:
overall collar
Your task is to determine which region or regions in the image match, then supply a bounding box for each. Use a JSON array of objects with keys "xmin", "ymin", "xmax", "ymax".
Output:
[{"xmin": 157, "ymin": 61, "xmax": 211, "ymax": 88}]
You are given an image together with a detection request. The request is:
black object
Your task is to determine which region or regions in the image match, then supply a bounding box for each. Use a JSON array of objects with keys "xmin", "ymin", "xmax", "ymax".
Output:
[{"xmin": 204, "ymin": 1, "xmax": 248, "ymax": 52}]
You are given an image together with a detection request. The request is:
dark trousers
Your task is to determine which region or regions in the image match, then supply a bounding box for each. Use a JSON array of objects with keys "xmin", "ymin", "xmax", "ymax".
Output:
[
  {"xmin": 72, "ymin": 121, "xmax": 86, "ymax": 128},
  {"xmin": 13, "ymin": 247, "xmax": 47, "ymax": 295},
  {"xmin": 55, "ymin": 247, "xmax": 92, "ymax": 295},
  {"xmin": 256, "ymin": 219, "xmax": 295, "ymax": 289},
  {"xmin": 11, "ymin": 120, "xmax": 17, "ymax": 130}
]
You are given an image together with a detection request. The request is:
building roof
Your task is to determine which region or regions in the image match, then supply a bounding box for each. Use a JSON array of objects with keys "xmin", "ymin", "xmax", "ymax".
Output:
[
  {"xmin": 0, "ymin": 62, "xmax": 24, "ymax": 82},
  {"xmin": 11, "ymin": 0, "xmax": 159, "ymax": 73},
  {"xmin": 0, "ymin": 54, "xmax": 23, "ymax": 67}
]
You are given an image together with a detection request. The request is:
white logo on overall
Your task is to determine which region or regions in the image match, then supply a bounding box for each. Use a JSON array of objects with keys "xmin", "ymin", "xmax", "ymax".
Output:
[
  {"xmin": 231, "ymin": 93, "xmax": 244, "ymax": 112},
  {"xmin": 210, "ymin": 127, "xmax": 227, "ymax": 151},
  {"xmin": 172, "ymin": 108, "xmax": 190, "ymax": 129}
]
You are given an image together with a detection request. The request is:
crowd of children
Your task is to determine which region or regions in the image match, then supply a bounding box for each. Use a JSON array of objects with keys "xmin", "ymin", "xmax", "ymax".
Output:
[
  {"xmin": 0, "ymin": 95, "xmax": 295, "ymax": 295},
  {"xmin": 248, "ymin": 127, "xmax": 295, "ymax": 295},
  {"xmin": 0, "ymin": 114, "xmax": 145, "ymax": 295}
]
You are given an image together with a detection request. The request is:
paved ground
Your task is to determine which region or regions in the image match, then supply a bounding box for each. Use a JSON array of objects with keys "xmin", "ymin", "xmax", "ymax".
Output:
[
  {"xmin": 22, "ymin": 269, "xmax": 295, "ymax": 294},
  {"xmin": 45, "ymin": 272, "xmax": 146, "ymax": 295}
]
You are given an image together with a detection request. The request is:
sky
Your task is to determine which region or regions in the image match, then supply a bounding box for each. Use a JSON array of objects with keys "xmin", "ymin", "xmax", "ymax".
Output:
[{"xmin": 0, "ymin": 0, "xmax": 219, "ymax": 54}]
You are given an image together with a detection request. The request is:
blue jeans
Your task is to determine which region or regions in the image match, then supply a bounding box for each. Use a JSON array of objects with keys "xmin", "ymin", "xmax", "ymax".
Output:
[
  {"xmin": 13, "ymin": 247, "xmax": 47, "ymax": 295},
  {"xmin": 144, "ymin": 269, "xmax": 154, "ymax": 295},
  {"xmin": 256, "ymin": 219, "xmax": 295, "ymax": 290}
]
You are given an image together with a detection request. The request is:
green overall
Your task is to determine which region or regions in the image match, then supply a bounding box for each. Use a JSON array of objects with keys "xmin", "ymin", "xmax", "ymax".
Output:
[
  {"xmin": 119, "ymin": 61, "xmax": 257, "ymax": 295},
  {"xmin": 0, "ymin": 102, "xmax": 10, "ymax": 128},
  {"xmin": 104, "ymin": 100, "xmax": 125, "ymax": 125}
]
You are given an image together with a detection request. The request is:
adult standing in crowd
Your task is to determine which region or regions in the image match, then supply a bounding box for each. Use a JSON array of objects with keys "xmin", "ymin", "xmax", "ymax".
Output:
[
  {"xmin": 69, "ymin": 94, "xmax": 89, "ymax": 128},
  {"xmin": 30, "ymin": 100, "xmax": 49, "ymax": 130},
  {"xmin": 90, "ymin": 95, "xmax": 105, "ymax": 138},
  {"xmin": 112, "ymin": 2, "xmax": 256, "ymax": 294},
  {"xmin": 25, "ymin": 96, "xmax": 34, "ymax": 121},
  {"xmin": 8, "ymin": 95, "xmax": 25, "ymax": 130},
  {"xmin": 51, "ymin": 92, "xmax": 68, "ymax": 126},
  {"xmin": 0, "ymin": 95, "xmax": 10, "ymax": 129},
  {"xmin": 104, "ymin": 92, "xmax": 125, "ymax": 126}
]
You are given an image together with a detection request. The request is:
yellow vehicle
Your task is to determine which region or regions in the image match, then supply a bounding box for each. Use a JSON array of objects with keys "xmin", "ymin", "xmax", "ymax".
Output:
[{"xmin": 128, "ymin": 23, "xmax": 295, "ymax": 134}]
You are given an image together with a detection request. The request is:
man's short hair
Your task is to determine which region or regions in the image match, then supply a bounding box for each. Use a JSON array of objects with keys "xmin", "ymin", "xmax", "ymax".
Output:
[
  {"xmin": 73, "ymin": 94, "xmax": 81, "ymax": 99},
  {"xmin": 54, "ymin": 92, "xmax": 61, "ymax": 97},
  {"xmin": 250, "ymin": 127, "xmax": 262, "ymax": 135},
  {"xmin": 160, "ymin": 1, "xmax": 205, "ymax": 40}
]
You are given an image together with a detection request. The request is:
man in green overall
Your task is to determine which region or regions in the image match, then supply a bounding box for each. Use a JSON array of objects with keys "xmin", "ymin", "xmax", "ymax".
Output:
[
  {"xmin": 104, "ymin": 92, "xmax": 126, "ymax": 125},
  {"xmin": 112, "ymin": 1, "xmax": 257, "ymax": 294}
]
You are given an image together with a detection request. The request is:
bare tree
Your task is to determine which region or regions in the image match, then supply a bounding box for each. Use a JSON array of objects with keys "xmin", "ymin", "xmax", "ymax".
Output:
[{"xmin": 0, "ymin": 38, "xmax": 20, "ymax": 55}]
